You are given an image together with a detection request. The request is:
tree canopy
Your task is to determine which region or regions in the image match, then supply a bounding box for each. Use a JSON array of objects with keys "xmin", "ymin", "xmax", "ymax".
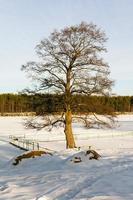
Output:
[{"xmin": 22, "ymin": 22, "xmax": 114, "ymax": 148}]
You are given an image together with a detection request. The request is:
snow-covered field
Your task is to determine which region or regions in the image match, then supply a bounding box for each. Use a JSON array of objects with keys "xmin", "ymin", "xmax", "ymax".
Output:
[{"xmin": 0, "ymin": 115, "xmax": 133, "ymax": 200}]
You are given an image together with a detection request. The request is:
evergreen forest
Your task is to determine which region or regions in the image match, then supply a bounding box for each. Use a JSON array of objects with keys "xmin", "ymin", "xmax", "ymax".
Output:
[{"xmin": 0, "ymin": 93, "xmax": 133, "ymax": 115}]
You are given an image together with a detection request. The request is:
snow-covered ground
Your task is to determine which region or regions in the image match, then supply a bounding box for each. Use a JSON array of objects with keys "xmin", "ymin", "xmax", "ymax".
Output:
[{"xmin": 0, "ymin": 115, "xmax": 133, "ymax": 200}]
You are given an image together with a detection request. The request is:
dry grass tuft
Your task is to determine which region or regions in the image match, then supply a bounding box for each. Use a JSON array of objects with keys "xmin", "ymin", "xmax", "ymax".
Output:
[
  {"xmin": 85, "ymin": 149, "xmax": 101, "ymax": 160},
  {"xmin": 13, "ymin": 150, "xmax": 52, "ymax": 165}
]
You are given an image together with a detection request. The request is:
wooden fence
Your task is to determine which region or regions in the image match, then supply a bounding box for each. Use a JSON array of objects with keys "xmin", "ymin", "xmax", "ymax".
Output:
[
  {"xmin": 9, "ymin": 135, "xmax": 40, "ymax": 151},
  {"xmin": 9, "ymin": 135, "xmax": 55, "ymax": 153}
]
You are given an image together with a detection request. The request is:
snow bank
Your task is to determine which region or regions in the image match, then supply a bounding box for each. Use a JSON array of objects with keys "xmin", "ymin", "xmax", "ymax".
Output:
[{"xmin": 0, "ymin": 115, "xmax": 133, "ymax": 200}]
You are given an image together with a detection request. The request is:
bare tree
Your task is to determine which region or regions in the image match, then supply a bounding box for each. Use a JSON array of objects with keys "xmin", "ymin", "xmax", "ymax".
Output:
[{"xmin": 22, "ymin": 22, "xmax": 114, "ymax": 148}]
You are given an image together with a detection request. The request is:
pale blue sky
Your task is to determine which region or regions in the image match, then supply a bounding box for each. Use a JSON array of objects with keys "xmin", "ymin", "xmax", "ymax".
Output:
[{"xmin": 0, "ymin": 0, "xmax": 133, "ymax": 95}]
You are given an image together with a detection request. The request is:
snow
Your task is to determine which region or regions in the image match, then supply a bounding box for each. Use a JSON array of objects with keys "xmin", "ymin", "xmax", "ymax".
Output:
[{"xmin": 0, "ymin": 115, "xmax": 133, "ymax": 200}]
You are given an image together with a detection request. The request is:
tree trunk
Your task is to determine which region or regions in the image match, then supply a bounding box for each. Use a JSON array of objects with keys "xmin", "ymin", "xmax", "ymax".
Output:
[{"xmin": 64, "ymin": 108, "xmax": 76, "ymax": 148}]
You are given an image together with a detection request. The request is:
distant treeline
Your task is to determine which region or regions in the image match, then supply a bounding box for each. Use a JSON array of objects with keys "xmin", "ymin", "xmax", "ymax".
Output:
[{"xmin": 0, "ymin": 93, "xmax": 133, "ymax": 115}]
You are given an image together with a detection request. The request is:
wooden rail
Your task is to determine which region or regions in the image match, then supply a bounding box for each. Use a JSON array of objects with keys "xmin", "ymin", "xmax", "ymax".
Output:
[
  {"xmin": 9, "ymin": 135, "xmax": 40, "ymax": 151},
  {"xmin": 9, "ymin": 135, "xmax": 56, "ymax": 153}
]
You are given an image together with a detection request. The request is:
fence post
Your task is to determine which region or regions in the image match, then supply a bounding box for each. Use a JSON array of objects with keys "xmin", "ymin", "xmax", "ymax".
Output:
[
  {"xmin": 33, "ymin": 142, "xmax": 34, "ymax": 150},
  {"xmin": 37, "ymin": 143, "xmax": 39, "ymax": 150},
  {"xmin": 26, "ymin": 140, "xmax": 29, "ymax": 150}
]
